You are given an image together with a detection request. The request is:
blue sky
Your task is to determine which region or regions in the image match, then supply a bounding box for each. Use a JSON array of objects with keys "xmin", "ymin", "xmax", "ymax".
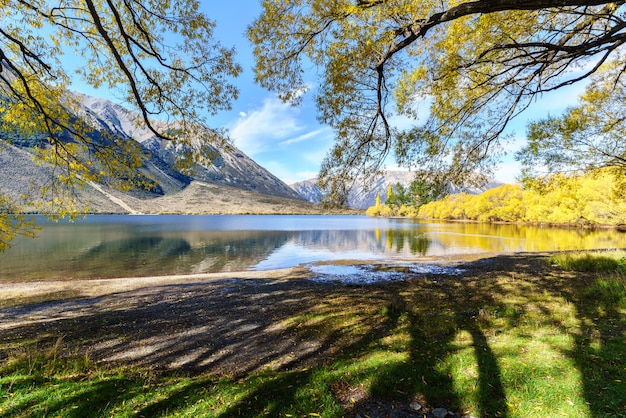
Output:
[
  {"xmin": 205, "ymin": 1, "xmax": 337, "ymax": 185},
  {"xmin": 72, "ymin": 1, "xmax": 585, "ymax": 185},
  {"xmin": 204, "ymin": 1, "xmax": 587, "ymax": 185}
]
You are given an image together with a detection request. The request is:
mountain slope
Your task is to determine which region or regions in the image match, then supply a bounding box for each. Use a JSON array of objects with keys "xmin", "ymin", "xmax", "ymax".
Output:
[
  {"xmin": 1, "ymin": 92, "xmax": 310, "ymax": 215},
  {"xmin": 291, "ymin": 171, "xmax": 504, "ymax": 209},
  {"xmin": 78, "ymin": 94, "xmax": 303, "ymax": 200},
  {"xmin": 0, "ymin": 141, "xmax": 330, "ymax": 214}
]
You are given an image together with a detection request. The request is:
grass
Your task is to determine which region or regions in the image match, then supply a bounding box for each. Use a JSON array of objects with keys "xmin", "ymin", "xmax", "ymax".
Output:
[
  {"xmin": 551, "ymin": 250, "xmax": 626, "ymax": 307},
  {"xmin": 1, "ymin": 253, "xmax": 626, "ymax": 417},
  {"xmin": 549, "ymin": 250, "xmax": 626, "ymax": 273}
]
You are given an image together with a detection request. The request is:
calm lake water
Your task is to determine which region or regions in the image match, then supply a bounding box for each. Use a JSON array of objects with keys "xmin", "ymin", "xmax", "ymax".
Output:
[{"xmin": 1, "ymin": 214, "xmax": 626, "ymax": 280}]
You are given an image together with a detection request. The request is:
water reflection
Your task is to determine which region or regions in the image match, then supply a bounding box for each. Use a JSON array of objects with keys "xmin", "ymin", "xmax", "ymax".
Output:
[
  {"xmin": 0, "ymin": 228, "xmax": 294, "ymax": 280},
  {"xmin": 1, "ymin": 215, "xmax": 625, "ymax": 280},
  {"xmin": 425, "ymin": 222, "xmax": 626, "ymax": 253},
  {"xmin": 255, "ymin": 229, "xmax": 431, "ymax": 270}
]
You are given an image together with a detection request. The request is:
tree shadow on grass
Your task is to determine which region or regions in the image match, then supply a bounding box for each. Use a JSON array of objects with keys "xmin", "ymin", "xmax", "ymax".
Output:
[
  {"xmin": 216, "ymin": 264, "xmax": 515, "ymax": 417},
  {"xmin": 0, "ymin": 367, "xmax": 145, "ymax": 417},
  {"xmin": 1, "ymin": 254, "xmax": 625, "ymax": 417},
  {"xmin": 360, "ymin": 277, "xmax": 510, "ymax": 417},
  {"xmin": 544, "ymin": 271, "xmax": 626, "ymax": 417},
  {"xmin": 572, "ymin": 303, "xmax": 626, "ymax": 417}
]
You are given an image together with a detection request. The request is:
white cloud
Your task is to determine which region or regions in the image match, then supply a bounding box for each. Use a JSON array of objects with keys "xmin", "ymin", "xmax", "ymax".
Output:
[
  {"xmin": 295, "ymin": 170, "xmax": 319, "ymax": 181},
  {"xmin": 228, "ymin": 96, "xmax": 305, "ymax": 156},
  {"xmin": 279, "ymin": 128, "xmax": 331, "ymax": 146},
  {"xmin": 225, "ymin": 92, "xmax": 339, "ymax": 185},
  {"xmin": 493, "ymin": 157, "xmax": 522, "ymax": 184}
]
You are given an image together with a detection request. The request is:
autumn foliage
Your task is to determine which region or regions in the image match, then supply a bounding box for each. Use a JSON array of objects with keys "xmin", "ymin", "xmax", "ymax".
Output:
[{"xmin": 368, "ymin": 171, "xmax": 626, "ymax": 226}]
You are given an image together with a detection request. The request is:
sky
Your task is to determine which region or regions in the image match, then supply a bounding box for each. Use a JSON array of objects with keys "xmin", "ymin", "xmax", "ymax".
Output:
[
  {"xmin": 73, "ymin": 1, "xmax": 586, "ymax": 186},
  {"xmin": 204, "ymin": 1, "xmax": 590, "ymax": 185},
  {"xmin": 205, "ymin": 1, "xmax": 336, "ymax": 185}
]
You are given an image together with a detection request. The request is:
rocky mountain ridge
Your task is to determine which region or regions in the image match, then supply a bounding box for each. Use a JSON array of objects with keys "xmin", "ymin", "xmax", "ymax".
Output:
[
  {"xmin": 77, "ymin": 94, "xmax": 303, "ymax": 200},
  {"xmin": 0, "ymin": 140, "xmax": 329, "ymax": 215},
  {"xmin": 0, "ymin": 92, "xmax": 312, "ymax": 214},
  {"xmin": 290, "ymin": 171, "xmax": 504, "ymax": 209}
]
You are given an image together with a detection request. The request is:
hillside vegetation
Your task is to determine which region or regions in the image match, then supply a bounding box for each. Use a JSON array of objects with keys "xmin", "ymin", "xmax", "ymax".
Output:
[{"xmin": 368, "ymin": 170, "xmax": 626, "ymax": 226}]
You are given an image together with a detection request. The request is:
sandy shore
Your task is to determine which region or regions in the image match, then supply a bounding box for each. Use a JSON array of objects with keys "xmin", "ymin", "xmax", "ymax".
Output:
[
  {"xmin": 0, "ymin": 266, "xmax": 312, "ymax": 308},
  {"xmin": 0, "ymin": 253, "xmax": 497, "ymax": 307}
]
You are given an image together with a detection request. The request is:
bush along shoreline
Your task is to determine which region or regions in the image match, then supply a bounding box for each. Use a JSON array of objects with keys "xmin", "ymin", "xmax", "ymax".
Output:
[{"xmin": 367, "ymin": 171, "xmax": 626, "ymax": 228}]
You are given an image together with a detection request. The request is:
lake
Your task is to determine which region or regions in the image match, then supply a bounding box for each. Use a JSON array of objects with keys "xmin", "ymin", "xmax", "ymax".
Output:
[{"xmin": 1, "ymin": 214, "xmax": 626, "ymax": 281}]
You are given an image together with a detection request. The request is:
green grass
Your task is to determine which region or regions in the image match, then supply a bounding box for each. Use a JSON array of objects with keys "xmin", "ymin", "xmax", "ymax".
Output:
[
  {"xmin": 551, "ymin": 250, "xmax": 626, "ymax": 308},
  {"xmin": 549, "ymin": 250, "xmax": 626, "ymax": 273},
  {"xmin": 2, "ymin": 253, "xmax": 626, "ymax": 417}
]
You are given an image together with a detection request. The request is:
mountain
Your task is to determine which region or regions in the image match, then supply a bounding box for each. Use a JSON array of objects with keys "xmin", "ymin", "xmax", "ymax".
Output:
[
  {"xmin": 0, "ymin": 140, "xmax": 331, "ymax": 215},
  {"xmin": 78, "ymin": 94, "xmax": 303, "ymax": 200},
  {"xmin": 0, "ymin": 93, "xmax": 324, "ymax": 215},
  {"xmin": 0, "ymin": 142, "xmax": 329, "ymax": 215},
  {"xmin": 291, "ymin": 171, "xmax": 504, "ymax": 209}
]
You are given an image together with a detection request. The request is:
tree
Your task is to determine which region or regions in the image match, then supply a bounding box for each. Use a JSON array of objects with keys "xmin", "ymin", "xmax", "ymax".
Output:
[
  {"xmin": 386, "ymin": 182, "xmax": 410, "ymax": 207},
  {"xmin": 417, "ymin": 172, "xmax": 626, "ymax": 224},
  {"xmin": 0, "ymin": 0, "xmax": 241, "ymax": 248},
  {"xmin": 0, "ymin": 194, "xmax": 38, "ymax": 251},
  {"xmin": 517, "ymin": 68, "xmax": 626, "ymax": 184},
  {"xmin": 408, "ymin": 178, "xmax": 440, "ymax": 207},
  {"xmin": 249, "ymin": 0, "xmax": 626, "ymax": 204}
]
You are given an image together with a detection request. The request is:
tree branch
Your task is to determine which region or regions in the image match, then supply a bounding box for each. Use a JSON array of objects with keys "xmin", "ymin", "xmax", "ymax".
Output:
[{"xmin": 83, "ymin": 0, "xmax": 169, "ymax": 141}]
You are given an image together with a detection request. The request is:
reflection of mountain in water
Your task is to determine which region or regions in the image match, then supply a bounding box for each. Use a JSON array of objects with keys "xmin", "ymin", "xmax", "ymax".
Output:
[
  {"xmin": 0, "ymin": 228, "xmax": 434, "ymax": 280},
  {"xmin": 4, "ymin": 216, "xmax": 626, "ymax": 281},
  {"xmin": 70, "ymin": 231, "xmax": 296, "ymax": 278},
  {"xmin": 0, "ymin": 229, "xmax": 295, "ymax": 280},
  {"xmin": 289, "ymin": 229, "xmax": 432, "ymax": 257},
  {"xmin": 63, "ymin": 229, "xmax": 432, "ymax": 278},
  {"xmin": 184, "ymin": 231, "xmax": 295, "ymax": 273}
]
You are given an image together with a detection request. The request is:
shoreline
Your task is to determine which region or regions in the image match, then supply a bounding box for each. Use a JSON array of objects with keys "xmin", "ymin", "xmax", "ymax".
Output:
[
  {"xmin": 0, "ymin": 266, "xmax": 312, "ymax": 308},
  {"xmin": 0, "ymin": 251, "xmax": 547, "ymax": 308},
  {"xmin": 3, "ymin": 248, "xmax": 624, "ymax": 304}
]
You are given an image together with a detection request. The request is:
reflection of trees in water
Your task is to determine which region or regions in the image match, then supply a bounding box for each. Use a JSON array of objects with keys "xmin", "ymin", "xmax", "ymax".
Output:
[
  {"xmin": 74, "ymin": 229, "xmax": 429, "ymax": 277},
  {"xmin": 290, "ymin": 229, "xmax": 431, "ymax": 256},
  {"xmin": 382, "ymin": 229, "xmax": 431, "ymax": 255},
  {"xmin": 5, "ymin": 218, "xmax": 626, "ymax": 281},
  {"xmin": 65, "ymin": 225, "xmax": 626, "ymax": 277},
  {"xmin": 429, "ymin": 222, "xmax": 626, "ymax": 252}
]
